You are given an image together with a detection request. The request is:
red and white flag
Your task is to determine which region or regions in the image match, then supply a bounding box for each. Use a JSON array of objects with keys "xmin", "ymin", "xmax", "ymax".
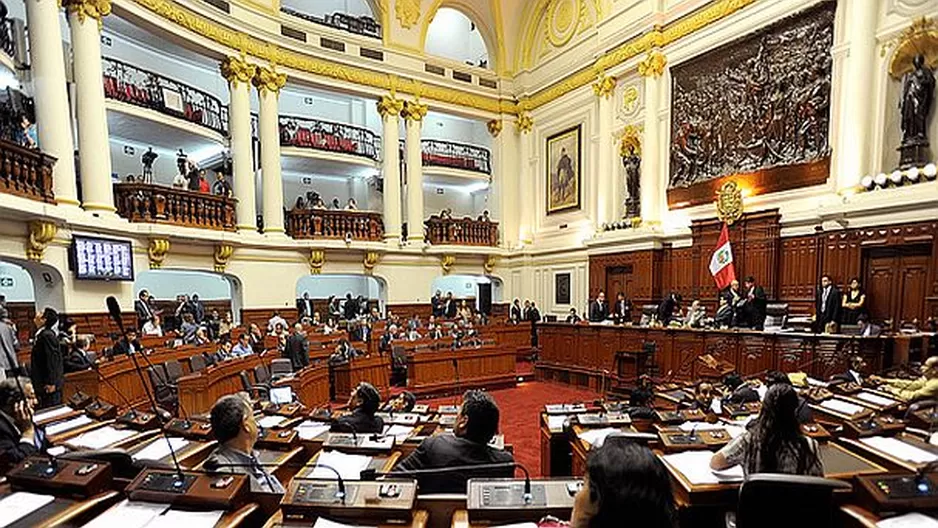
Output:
[{"xmin": 709, "ymin": 223, "xmax": 736, "ymax": 289}]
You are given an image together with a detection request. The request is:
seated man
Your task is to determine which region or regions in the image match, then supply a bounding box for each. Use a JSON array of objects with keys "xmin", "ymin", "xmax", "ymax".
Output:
[
  {"xmin": 565, "ymin": 307, "xmax": 582, "ymax": 324},
  {"xmin": 112, "ymin": 328, "xmax": 142, "ymax": 356},
  {"xmin": 203, "ymin": 394, "xmax": 285, "ymax": 493},
  {"xmin": 382, "ymin": 391, "xmax": 416, "ymax": 413},
  {"xmin": 394, "ymin": 390, "xmax": 514, "ymax": 493},
  {"xmin": 64, "ymin": 337, "xmax": 94, "ymax": 373},
  {"xmin": 231, "ymin": 333, "xmax": 254, "ymax": 357},
  {"xmin": 0, "ymin": 377, "xmax": 50, "ymax": 473},
  {"xmin": 871, "ymin": 356, "xmax": 938, "ymax": 402},
  {"xmin": 331, "ymin": 382, "xmax": 384, "ymax": 434},
  {"xmin": 683, "ymin": 381, "xmax": 715, "ymax": 412},
  {"xmin": 831, "ymin": 355, "xmax": 866, "ymax": 386}
]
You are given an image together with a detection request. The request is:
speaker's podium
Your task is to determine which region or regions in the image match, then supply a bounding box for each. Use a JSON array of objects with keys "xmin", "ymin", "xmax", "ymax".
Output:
[
  {"xmin": 271, "ymin": 478, "xmax": 426, "ymax": 528},
  {"xmin": 455, "ymin": 478, "xmax": 581, "ymax": 527}
]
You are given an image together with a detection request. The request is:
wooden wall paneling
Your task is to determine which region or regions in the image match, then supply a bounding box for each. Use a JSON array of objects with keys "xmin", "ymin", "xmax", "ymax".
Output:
[
  {"xmin": 588, "ymin": 250, "xmax": 663, "ymax": 305},
  {"xmin": 778, "ymin": 234, "xmax": 819, "ymax": 314},
  {"xmin": 670, "ymin": 331, "xmax": 702, "ymax": 381},
  {"xmin": 775, "ymin": 335, "xmax": 812, "ymax": 373},
  {"xmin": 703, "ymin": 333, "xmax": 740, "ymax": 374},
  {"xmin": 738, "ymin": 335, "xmax": 773, "ymax": 375}
]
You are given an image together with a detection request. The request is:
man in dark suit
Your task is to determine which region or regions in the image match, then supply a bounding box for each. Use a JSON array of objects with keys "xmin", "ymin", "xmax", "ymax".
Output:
[
  {"xmin": 742, "ymin": 276, "xmax": 768, "ymax": 330},
  {"xmin": 612, "ymin": 292, "xmax": 632, "ymax": 324},
  {"xmin": 64, "ymin": 337, "xmax": 94, "ymax": 373},
  {"xmin": 343, "ymin": 293, "xmax": 358, "ymax": 321},
  {"xmin": 296, "ymin": 292, "xmax": 314, "ymax": 320},
  {"xmin": 283, "ymin": 324, "xmax": 309, "ymax": 371},
  {"xmin": 30, "ymin": 308, "xmax": 62, "ymax": 409},
  {"xmin": 831, "ymin": 355, "xmax": 866, "ymax": 386},
  {"xmin": 588, "ymin": 291, "xmax": 608, "ymax": 322},
  {"xmin": 444, "ymin": 292, "xmax": 457, "ymax": 319},
  {"xmin": 394, "ymin": 390, "xmax": 514, "ymax": 493},
  {"xmin": 112, "ymin": 328, "xmax": 142, "ymax": 356},
  {"xmin": 191, "ymin": 294, "xmax": 206, "ymax": 323},
  {"xmin": 509, "ymin": 299, "xmax": 522, "ymax": 323},
  {"xmin": 815, "ymin": 274, "xmax": 841, "ymax": 332},
  {"xmin": 134, "ymin": 289, "xmax": 155, "ymax": 330},
  {"xmin": 431, "ymin": 290, "xmax": 444, "ymax": 318},
  {"xmin": 528, "ymin": 301, "xmax": 542, "ymax": 348},
  {"xmin": 0, "ymin": 378, "xmax": 50, "ymax": 473},
  {"xmin": 331, "ymin": 382, "xmax": 384, "ymax": 434},
  {"xmin": 657, "ymin": 292, "xmax": 682, "ymax": 325}
]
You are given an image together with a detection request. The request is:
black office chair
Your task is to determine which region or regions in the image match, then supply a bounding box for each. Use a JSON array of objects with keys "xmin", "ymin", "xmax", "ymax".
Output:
[
  {"xmin": 731, "ymin": 473, "xmax": 851, "ymax": 528},
  {"xmin": 146, "ymin": 366, "xmax": 177, "ymax": 412},
  {"xmin": 189, "ymin": 354, "xmax": 207, "ymax": 372},
  {"xmin": 763, "ymin": 303, "xmax": 790, "ymax": 331},
  {"xmin": 239, "ymin": 371, "xmax": 269, "ymax": 401},
  {"xmin": 253, "ymin": 363, "xmax": 272, "ymax": 391},
  {"xmin": 269, "ymin": 358, "xmax": 293, "ymax": 379},
  {"xmin": 163, "ymin": 359, "xmax": 184, "ymax": 384},
  {"xmin": 639, "ymin": 304, "xmax": 659, "ymax": 326}
]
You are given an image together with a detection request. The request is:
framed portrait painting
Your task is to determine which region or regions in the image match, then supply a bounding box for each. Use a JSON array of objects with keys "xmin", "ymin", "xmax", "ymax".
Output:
[{"xmin": 546, "ymin": 125, "xmax": 581, "ymax": 214}]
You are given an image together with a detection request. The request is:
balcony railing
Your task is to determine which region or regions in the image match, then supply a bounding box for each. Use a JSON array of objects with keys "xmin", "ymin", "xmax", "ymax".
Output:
[
  {"xmin": 425, "ymin": 215, "xmax": 498, "ymax": 247},
  {"xmin": 114, "ymin": 183, "xmax": 237, "ymax": 231},
  {"xmin": 286, "ymin": 207, "xmax": 384, "ymax": 241},
  {"xmin": 1, "ymin": 18, "xmax": 14, "ymax": 59},
  {"xmin": 280, "ymin": 115, "xmax": 380, "ymax": 161},
  {"xmin": 0, "ymin": 138, "xmax": 56, "ymax": 203},
  {"xmin": 421, "ymin": 139, "xmax": 491, "ymax": 174},
  {"xmin": 102, "ymin": 57, "xmax": 229, "ymax": 135},
  {"xmin": 281, "ymin": 7, "xmax": 381, "ymax": 39}
]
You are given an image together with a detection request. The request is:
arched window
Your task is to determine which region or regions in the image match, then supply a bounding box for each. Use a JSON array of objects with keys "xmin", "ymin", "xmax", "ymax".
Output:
[{"xmin": 425, "ymin": 8, "xmax": 490, "ymax": 69}]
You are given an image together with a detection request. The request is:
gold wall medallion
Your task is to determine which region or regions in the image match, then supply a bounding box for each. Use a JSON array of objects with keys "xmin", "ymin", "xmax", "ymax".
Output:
[
  {"xmin": 483, "ymin": 255, "xmax": 498, "ymax": 274},
  {"xmin": 363, "ymin": 251, "xmax": 381, "ymax": 273},
  {"xmin": 395, "ymin": 0, "xmax": 420, "ymax": 29},
  {"xmin": 213, "ymin": 244, "xmax": 234, "ymax": 273},
  {"xmin": 621, "ymin": 85, "xmax": 639, "ymax": 113},
  {"xmin": 715, "ymin": 181, "xmax": 743, "ymax": 225},
  {"xmin": 440, "ymin": 254, "xmax": 456, "ymax": 274},
  {"xmin": 147, "ymin": 238, "xmax": 170, "ymax": 269},
  {"xmin": 308, "ymin": 249, "xmax": 325, "ymax": 275},
  {"xmin": 487, "ymin": 119, "xmax": 503, "ymax": 138},
  {"xmin": 26, "ymin": 221, "xmax": 57, "ymax": 262}
]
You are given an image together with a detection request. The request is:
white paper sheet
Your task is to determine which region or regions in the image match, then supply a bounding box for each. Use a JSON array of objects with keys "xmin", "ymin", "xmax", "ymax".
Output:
[
  {"xmin": 133, "ymin": 437, "xmax": 189, "ymax": 461},
  {"xmin": 0, "ymin": 492, "xmax": 55, "ymax": 528},
  {"xmin": 145, "ymin": 509, "xmax": 225, "ymax": 528},
  {"xmin": 710, "ymin": 398, "xmax": 723, "ymax": 415},
  {"xmin": 313, "ymin": 517, "xmax": 376, "ymax": 528},
  {"xmin": 257, "ymin": 415, "xmax": 286, "ymax": 428},
  {"xmin": 820, "ymin": 398, "xmax": 866, "ymax": 416},
  {"xmin": 46, "ymin": 446, "xmax": 67, "ymax": 457},
  {"xmin": 384, "ymin": 425, "xmax": 415, "ymax": 442},
  {"xmin": 877, "ymin": 513, "xmax": 938, "ymax": 528},
  {"xmin": 46, "ymin": 415, "xmax": 93, "ymax": 436},
  {"xmin": 490, "ymin": 524, "xmax": 538, "ymax": 528},
  {"xmin": 856, "ymin": 391, "xmax": 898, "ymax": 407},
  {"xmin": 861, "ymin": 436, "xmax": 938, "ymax": 464},
  {"xmin": 360, "ymin": 436, "xmax": 394, "ymax": 450},
  {"xmin": 806, "ymin": 377, "xmax": 830, "ymax": 388},
  {"xmin": 34, "ymin": 406, "xmax": 73, "ymax": 423},
  {"xmin": 68, "ymin": 425, "xmax": 137, "ymax": 450},
  {"xmin": 82, "ymin": 500, "xmax": 169, "ymax": 528},
  {"xmin": 312, "ymin": 451, "xmax": 372, "ymax": 481},
  {"xmin": 661, "ymin": 450, "xmax": 744, "ymax": 485},
  {"xmin": 577, "ymin": 427, "xmax": 621, "ymax": 447},
  {"xmin": 546, "ymin": 415, "xmax": 568, "ymax": 431},
  {"xmin": 679, "ymin": 422, "xmax": 724, "ymax": 432},
  {"xmin": 296, "ymin": 421, "xmax": 330, "ymax": 440}
]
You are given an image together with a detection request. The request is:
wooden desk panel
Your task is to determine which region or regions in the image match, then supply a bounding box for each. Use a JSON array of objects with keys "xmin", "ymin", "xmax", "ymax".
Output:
[
  {"xmin": 407, "ymin": 345, "xmax": 516, "ymax": 396},
  {"xmin": 178, "ymin": 354, "xmax": 267, "ymax": 415},
  {"xmin": 333, "ymin": 355, "xmax": 391, "ymax": 401},
  {"xmin": 277, "ymin": 363, "xmax": 330, "ymax": 409}
]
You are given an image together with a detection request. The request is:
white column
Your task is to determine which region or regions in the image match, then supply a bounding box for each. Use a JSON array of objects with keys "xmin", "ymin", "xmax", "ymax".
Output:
[
  {"xmin": 253, "ymin": 66, "xmax": 286, "ymax": 234},
  {"xmin": 221, "ymin": 56, "xmax": 257, "ymax": 231},
  {"xmin": 640, "ymin": 51, "xmax": 666, "ymax": 226},
  {"xmin": 66, "ymin": 0, "xmax": 113, "ymax": 212},
  {"xmin": 403, "ymin": 101, "xmax": 427, "ymax": 243},
  {"xmin": 26, "ymin": 0, "xmax": 78, "ymax": 205},
  {"xmin": 377, "ymin": 96, "xmax": 403, "ymax": 243},
  {"xmin": 594, "ymin": 75, "xmax": 617, "ymax": 228},
  {"xmin": 834, "ymin": 0, "xmax": 878, "ymax": 192},
  {"xmin": 490, "ymin": 119, "xmax": 518, "ymax": 248},
  {"xmin": 516, "ymin": 113, "xmax": 534, "ymax": 244}
]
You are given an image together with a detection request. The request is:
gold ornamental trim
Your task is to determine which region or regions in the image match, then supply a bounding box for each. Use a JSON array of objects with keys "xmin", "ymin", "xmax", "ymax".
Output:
[
  {"xmin": 220, "ymin": 55, "xmax": 256, "ymax": 86},
  {"xmin": 592, "ymin": 74, "xmax": 616, "ymax": 98},
  {"xmin": 637, "ymin": 49, "xmax": 667, "ymax": 78},
  {"xmin": 377, "ymin": 95, "xmax": 404, "ymax": 118},
  {"xmin": 401, "ymin": 100, "xmax": 429, "ymax": 122},
  {"xmin": 515, "ymin": 112, "xmax": 533, "ymax": 134},
  {"xmin": 619, "ymin": 124, "xmax": 642, "ymax": 157},
  {"xmin": 440, "ymin": 254, "xmax": 456, "ymax": 274},
  {"xmin": 885, "ymin": 17, "xmax": 938, "ymax": 79},
  {"xmin": 487, "ymin": 119, "xmax": 503, "ymax": 138},
  {"xmin": 147, "ymin": 238, "xmax": 170, "ymax": 269},
  {"xmin": 253, "ymin": 65, "xmax": 286, "ymax": 94},
  {"xmin": 483, "ymin": 255, "xmax": 498, "ymax": 274},
  {"xmin": 363, "ymin": 251, "xmax": 380, "ymax": 273},
  {"xmin": 715, "ymin": 181, "xmax": 743, "ymax": 226},
  {"xmin": 395, "ymin": 0, "xmax": 420, "ymax": 29},
  {"xmin": 27, "ymin": 221, "xmax": 57, "ymax": 262},
  {"xmin": 213, "ymin": 243, "xmax": 234, "ymax": 273},
  {"xmin": 63, "ymin": 0, "xmax": 111, "ymax": 28},
  {"xmin": 308, "ymin": 249, "xmax": 324, "ymax": 275}
]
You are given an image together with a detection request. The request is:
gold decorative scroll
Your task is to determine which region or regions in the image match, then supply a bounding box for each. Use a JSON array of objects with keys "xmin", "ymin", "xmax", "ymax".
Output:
[
  {"xmin": 147, "ymin": 238, "xmax": 170, "ymax": 269},
  {"xmin": 401, "ymin": 100, "xmax": 428, "ymax": 122},
  {"xmin": 63, "ymin": 0, "xmax": 111, "ymax": 28},
  {"xmin": 638, "ymin": 49, "xmax": 667, "ymax": 78},
  {"xmin": 220, "ymin": 55, "xmax": 257, "ymax": 86},
  {"xmin": 592, "ymin": 74, "xmax": 616, "ymax": 98},
  {"xmin": 886, "ymin": 17, "xmax": 938, "ymax": 79},
  {"xmin": 516, "ymin": 112, "xmax": 533, "ymax": 134},
  {"xmin": 396, "ymin": 0, "xmax": 420, "ymax": 29},
  {"xmin": 483, "ymin": 255, "xmax": 498, "ymax": 274},
  {"xmin": 377, "ymin": 95, "xmax": 404, "ymax": 117},
  {"xmin": 715, "ymin": 181, "xmax": 743, "ymax": 225},
  {"xmin": 252, "ymin": 65, "xmax": 287, "ymax": 94},
  {"xmin": 487, "ymin": 119, "xmax": 503, "ymax": 138},
  {"xmin": 619, "ymin": 124, "xmax": 642, "ymax": 157},
  {"xmin": 440, "ymin": 254, "xmax": 456, "ymax": 274},
  {"xmin": 213, "ymin": 244, "xmax": 234, "ymax": 273},
  {"xmin": 363, "ymin": 251, "xmax": 380, "ymax": 272},
  {"xmin": 308, "ymin": 249, "xmax": 325, "ymax": 275},
  {"xmin": 27, "ymin": 221, "xmax": 57, "ymax": 262}
]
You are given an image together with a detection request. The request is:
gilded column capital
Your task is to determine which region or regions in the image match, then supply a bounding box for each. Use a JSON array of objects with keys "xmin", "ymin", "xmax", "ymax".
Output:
[
  {"xmin": 27, "ymin": 221, "xmax": 57, "ymax": 262},
  {"xmin": 62, "ymin": 0, "xmax": 111, "ymax": 29},
  {"xmin": 147, "ymin": 238, "xmax": 170, "ymax": 269},
  {"xmin": 213, "ymin": 244, "xmax": 234, "ymax": 273},
  {"xmin": 221, "ymin": 56, "xmax": 257, "ymax": 87},
  {"xmin": 638, "ymin": 49, "xmax": 667, "ymax": 78},
  {"xmin": 487, "ymin": 119, "xmax": 503, "ymax": 138},
  {"xmin": 377, "ymin": 95, "xmax": 404, "ymax": 118},
  {"xmin": 252, "ymin": 65, "xmax": 287, "ymax": 95},
  {"xmin": 515, "ymin": 112, "xmax": 533, "ymax": 134},
  {"xmin": 401, "ymin": 100, "xmax": 429, "ymax": 122},
  {"xmin": 592, "ymin": 75, "xmax": 617, "ymax": 98}
]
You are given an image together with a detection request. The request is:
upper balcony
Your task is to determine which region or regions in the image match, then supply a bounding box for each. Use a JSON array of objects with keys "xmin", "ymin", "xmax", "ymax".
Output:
[
  {"xmin": 0, "ymin": 93, "xmax": 56, "ymax": 204},
  {"xmin": 113, "ymin": 182, "xmax": 237, "ymax": 231},
  {"xmin": 280, "ymin": 8, "xmax": 381, "ymax": 40},
  {"xmin": 421, "ymin": 139, "xmax": 491, "ymax": 175},
  {"xmin": 279, "ymin": 114, "xmax": 380, "ymax": 162}
]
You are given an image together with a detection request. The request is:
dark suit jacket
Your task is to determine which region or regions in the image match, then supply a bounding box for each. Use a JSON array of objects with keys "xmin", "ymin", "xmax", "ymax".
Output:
[
  {"xmin": 134, "ymin": 299, "xmax": 154, "ymax": 328},
  {"xmin": 815, "ymin": 285, "xmax": 841, "ymax": 326},
  {"xmin": 0, "ymin": 411, "xmax": 49, "ymax": 473},
  {"xmin": 657, "ymin": 298, "xmax": 678, "ymax": 324},
  {"xmin": 444, "ymin": 300, "xmax": 457, "ymax": 318},
  {"xmin": 64, "ymin": 348, "xmax": 94, "ymax": 373},
  {"xmin": 394, "ymin": 433, "xmax": 515, "ymax": 493},
  {"xmin": 331, "ymin": 408, "xmax": 384, "ymax": 435},
  {"xmin": 296, "ymin": 298, "xmax": 313, "ymax": 318},
  {"xmin": 30, "ymin": 328, "xmax": 63, "ymax": 390},
  {"xmin": 509, "ymin": 305, "xmax": 522, "ymax": 322},
  {"xmin": 612, "ymin": 299, "xmax": 632, "ymax": 323},
  {"xmin": 343, "ymin": 299, "xmax": 358, "ymax": 320},
  {"xmin": 284, "ymin": 334, "xmax": 309, "ymax": 370},
  {"xmin": 431, "ymin": 297, "xmax": 443, "ymax": 318},
  {"xmin": 112, "ymin": 339, "xmax": 142, "ymax": 356},
  {"xmin": 588, "ymin": 301, "xmax": 607, "ymax": 322}
]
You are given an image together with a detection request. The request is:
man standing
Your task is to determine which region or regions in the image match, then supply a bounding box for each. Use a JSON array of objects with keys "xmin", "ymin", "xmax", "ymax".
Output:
[
  {"xmin": 0, "ymin": 308, "xmax": 19, "ymax": 378},
  {"xmin": 815, "ymin": 275, "xmax": 841, "ymax": 332},
  {"xmin": 444, "ymin": 292, "xmax": 458, "ymax": 319},
  {"xmin": 743, "ymin": 276, "xmax": 767, "ymax": 330},
  {"xmin": 191, "ymin": 294, "xmax": 206, "ymax": 323},
  {"xmin": 135, "ymin": 289, "xmax": 155, "ymax": 330},
  {"xmin": 284, "ymin": 324, "xmax": 309, "ymax": 371},
  {"xmin": 296, "ymin": 292, "xmax": 313, "ymax": 320},
  {"xmin": 509, "ymin": 298, "xmax": 522, "ymax": 323},
  {"xmin": 343, "ymin": 293, "xmax": 358, "ymax": 321},
  {"xmin": 612, "ymin": 292, "xmax": 632, "ymax": 325},
  {"xmin": 431, "ymin": 290, "xmax": 444, "ymax": 318},
  {"xmin": 588, "ymin": 291, "xmax": 608, "ymax": 323},
  {"xmin": 30, "ymin": 308, "xmax": 62, "ymax": 409}
]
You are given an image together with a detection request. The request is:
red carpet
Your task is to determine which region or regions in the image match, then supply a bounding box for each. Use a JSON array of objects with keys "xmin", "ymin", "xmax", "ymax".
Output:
[{"xmin": 419, "ymin": 381, "xmax": 601, "ymax": 477}]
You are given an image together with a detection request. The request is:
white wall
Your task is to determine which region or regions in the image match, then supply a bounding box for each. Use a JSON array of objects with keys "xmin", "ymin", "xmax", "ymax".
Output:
[
  {"xmin": 0, "ymin": 261, "xmax": 35, "ymax": 302},
  {"xmin": 425, "ymin": 8, "xmax": 489, "ymax": 68},
  {"xmin": 134, "ymin": 270, "xmax": 232, "ymax": 300},
  {"xmin": 430, "ymin": 274, "xmax": 501, "ymax": 301},
  {"xmin": 295, "ymin": 274, "xmax": 383, "ymax": 300},
  {"xmin": 423, "ymin": 112, "xmax": 491, "ymax": 148}
]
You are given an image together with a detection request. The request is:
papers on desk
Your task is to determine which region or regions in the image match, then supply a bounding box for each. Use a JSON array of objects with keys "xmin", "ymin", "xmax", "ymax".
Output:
[
  {"xmin": 361, "ymin": 435, "xmax": 394, "ymax": 450},
  {"xmin": 877, "ymin": 513, "xmax": 938, "ymax": 528},
  {"xmin": 313, "ymin": 451, "xmax": 371, "ymax": 480},
  {"xmin": 67, "ymin": 425, "xmax": 137, "ymax": 450},
  {"xmin": 34, "ymin": 405, "xmax": 73, "ymax": 423},
  {"xmin": 313, "ymin": 516, "xmax": 376, "ymax": 528},
  {"xmin": 806, "ymin": 377, "xmax": 830, "ymax": 388},
  {"xmin": 47, "ymin": 446, "xmax": 67, "ymax": 457},
  {"xmin": 856, "ymin": 391, "xmax": 898, "ymax": 407},
  {"xmin": 133, "ymin": 437, "xmax": 189, "ymax": 462},
  {"xmin": 861, "ymin": 436, "xmax": 938, "ymax": 464},
  {"xmin": 577, "ymin": 427, "xmax": 621, "ymax": 448},
  {"xmin": 257, "ymin": 415, "xmax": 287, "ymax": 429},
  {"xmin": 296, "ymin": 421, "xmax": 330, "ymax": 440},
  {"xmin": 661, "ymin": 451, "xmax": 744, "ymax": 485},
  {"xmin": 0, "ymin": 492, "xmax": 55, "ymax": 528},
  {"xmin": 82, "ymin": 500, "xmax": 224, "ymax": 528},
  {"xmin": 46, "ymin": 414, "xmax": 94, "ymax": 436},
  {"xmin": 384, "ymin": 425, "xmax": 415, "ymax": 443},
  {"xmin": 819, "ymin": 398, "xmax": 866, "ymax": 416},
  {"xmin": 546, "ymin": 415, "xmax": 568, "ymax": 431},
  {"xmin": 545, "ymin": 403, "xmax": 587, "ymax": 414}
]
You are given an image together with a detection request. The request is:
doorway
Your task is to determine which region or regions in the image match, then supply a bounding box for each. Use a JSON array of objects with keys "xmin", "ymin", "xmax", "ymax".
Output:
[
  {"xmin": 862, "ymin": 244, "xmax": 931, "ymax": 325},
  {"xmin": 605, "ymin": 264, "xmax": 635, "ymax": 301}
]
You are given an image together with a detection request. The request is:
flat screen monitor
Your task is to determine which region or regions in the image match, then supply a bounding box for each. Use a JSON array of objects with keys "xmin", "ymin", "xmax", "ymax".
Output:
[{"xmin": 71, "ymin": 236, "xmax": 134, "ymax": 281}]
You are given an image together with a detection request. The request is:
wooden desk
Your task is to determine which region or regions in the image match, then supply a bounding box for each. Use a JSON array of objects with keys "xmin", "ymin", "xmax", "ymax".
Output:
[
  {"xmin": 87, "ymin": 500, "xmax": 260, "ymax": 528},
  {"xmin": 407, "ymin": 345, "xmax": 516, "ymax": 396},
  {"xmin": 264, "ymin": 509, "xmax": 428, "ymax": 528},
  {"xmin": 291, "ymin": 451, "xmax": 402, "ymax": 484},
  {"xmin": 839, "ymin": 433, "xmax": 938, "ymax": 472},
  {"xmin": 125, "ymin": 435, "xmax": 217, "ymax": 468},
  {"xmin": 178, "ymin": 354, "xmax": 267, "ymax": 415},
  {"xmin": 332, "ymin": 355, "xmax": 391, "ymax": 401},
  {"xmin": 275, "ymin": 363, "xmax": 330, "ymax": 409},
  {"xmin": 537, "ymin": 323, "xmax": 890, "ymax": 389},
  {"xmin": 0, "ymin": 484, "xmax": 121, "ymax": 528}
]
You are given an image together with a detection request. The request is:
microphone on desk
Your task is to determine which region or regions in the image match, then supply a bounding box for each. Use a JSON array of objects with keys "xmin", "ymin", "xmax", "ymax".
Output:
[{"xmin": 366, "ymin": 461, "xmax": 534, "ymax": 504}]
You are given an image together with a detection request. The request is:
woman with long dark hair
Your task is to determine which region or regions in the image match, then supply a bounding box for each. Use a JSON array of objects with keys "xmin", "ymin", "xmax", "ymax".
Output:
[
  {"xmin": 710, "ymin": 384, "xmax": 823, "ymax": 476},
  {"xmin": 571, "ymin": 438, "xmax": 677, "ymax": 528},
  {"xmin": 841, "ymin": 277, "xmax": 867, "ymax": 325}
]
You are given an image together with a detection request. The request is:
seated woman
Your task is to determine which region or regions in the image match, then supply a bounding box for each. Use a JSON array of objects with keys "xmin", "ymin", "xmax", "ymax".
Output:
[
  {"xmin": 710, "ymin": 384, "xmax": 823, "ymax": 477},
  {"xmin": 331, "ymin": 382, "xmax": 384, "ymax": 434},
  {"xmin": 571, "ymin": 438, "xmax": 677, "ymax": 528}
]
